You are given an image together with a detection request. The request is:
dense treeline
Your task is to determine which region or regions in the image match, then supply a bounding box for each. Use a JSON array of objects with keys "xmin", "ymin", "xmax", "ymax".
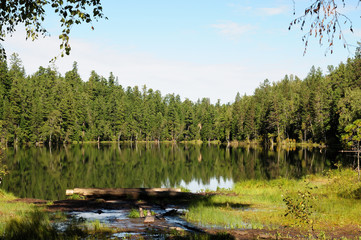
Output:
[{"xmin": 0, "ymin": 52, "xmax": 360, "ymax": 146}]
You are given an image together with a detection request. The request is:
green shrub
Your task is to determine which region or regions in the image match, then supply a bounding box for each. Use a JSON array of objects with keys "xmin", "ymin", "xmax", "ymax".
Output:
[{"xmin": 283, "ymin": 184, "xmax": 316, "ymax": 229}]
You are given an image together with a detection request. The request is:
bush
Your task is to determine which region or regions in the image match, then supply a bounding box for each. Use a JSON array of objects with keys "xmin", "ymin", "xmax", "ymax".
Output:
[{"xmin": 283, "ymin": 184, "xmax": 316, "ymax": 230}]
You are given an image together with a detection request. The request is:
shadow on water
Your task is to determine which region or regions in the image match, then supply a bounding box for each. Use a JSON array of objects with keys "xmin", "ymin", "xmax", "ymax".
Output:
[{"xmin": 43, "ymin": 188, "xmax": 257, "ymax": 237}]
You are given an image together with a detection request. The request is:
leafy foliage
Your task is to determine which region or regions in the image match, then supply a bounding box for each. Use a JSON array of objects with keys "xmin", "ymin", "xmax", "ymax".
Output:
[
  {"xmin": 0, "ymin": 144, "xmax": 8, "ymax": 185},
  {"xmin": 342, "ymin": 119, "xmax": 361, "ymax": 147},
  {"xmin": 283, "ymin": 184, "xmax": 316, "ymax": 229},
  {"xmin": 342, "ymin": 119, "xmax": 361, "ymax": 178},
  {"xmin": 290, "ymin": 0, "xmax": 357, "ymax": 54},
  {"xmin": 0, "ymin": 0, "xmax": 106, "ymax": 60}
]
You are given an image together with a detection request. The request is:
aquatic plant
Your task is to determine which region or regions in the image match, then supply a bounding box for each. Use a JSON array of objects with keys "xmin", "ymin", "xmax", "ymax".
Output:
[{"xmin": 128, "ymin": 208, "xmax": 155, "ymax": 218}]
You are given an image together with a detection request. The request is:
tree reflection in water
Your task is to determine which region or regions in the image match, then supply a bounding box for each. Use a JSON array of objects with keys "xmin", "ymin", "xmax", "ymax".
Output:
[{"xmin": 1, "ymin": 143, "xmax": 343, "ymax": 200}]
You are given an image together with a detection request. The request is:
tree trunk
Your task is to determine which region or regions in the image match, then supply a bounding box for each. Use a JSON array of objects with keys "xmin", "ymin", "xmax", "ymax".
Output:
[
  {"xmin": 304, "ymin": 129, "xmax": 307, "ymax": 142},
  {"xmin": 270, "ymin": 137, "xmax": 274, "ymax": 149},
  {"xmin": 357, "ymin": 141, "xmax": 360, "ymax": 181},
  {"xmin": 117, "ymin": 131, "xmax": 121, "ymax": 142},
  {"xmin": 82, "ymin": 122, "xmax": 85, "ymax": 144}
]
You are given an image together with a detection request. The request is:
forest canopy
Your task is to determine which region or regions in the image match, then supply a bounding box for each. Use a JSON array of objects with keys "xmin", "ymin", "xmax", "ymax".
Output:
[{"xmin": 0, "ymin": 51, "xmax": 360, "ymax": 146}]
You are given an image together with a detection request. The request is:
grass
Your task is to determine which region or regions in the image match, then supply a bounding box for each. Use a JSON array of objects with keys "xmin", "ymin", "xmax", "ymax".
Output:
[
  {"xmin": 164, "ymin": 231, "xmax": 234, "ymax": 240},
  {"xmin": 86, "ymin": 219, "xmax": 115, "ymax": 235},
  {"xmin": 186, "ymin": 201, "xmax": 255, "ymax": 229},
  {"xmin": 2, "ymin": 209, "xmax": 60, "ymax": 240},
  {"xmin": 66, "ymin": 194, "xmax": 85, "ymax": 200},
  {"xmin": 128, "ymin": 208, "xmax": 142, "ymax": 218},
  {"xmin": 2, "ymin": 168, "xmax": 361, "ymax": 238},
  {"xmin": 0, "ymin": 189, "xmax": 117, "ymax": 239},
  {"xmin": 178, "ymin": 186, "xmax": 191, "ymax": 192},
  {"xmin": 0, "ymin": 189, "xmax": 36, "ymax": 235},
  {"xmin": 185, "ymin": 168, "xmax": 361, "ymax": 232},
  {"xmin": 128, "ymin": 208, "xmax": 155, "ymax": 218},
  {"xmin": 1, "ymin": 209, "xmax": 116, "ymax": 240},
  {"xmin": 186, "ymin": 193, "xmax": 280, "ymax": 229}
]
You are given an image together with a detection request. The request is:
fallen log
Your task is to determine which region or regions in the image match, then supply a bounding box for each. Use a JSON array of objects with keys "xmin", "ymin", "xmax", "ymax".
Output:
[{"xmin": 66, "ymin": 188, "xmax": 185, "ymax": 199}]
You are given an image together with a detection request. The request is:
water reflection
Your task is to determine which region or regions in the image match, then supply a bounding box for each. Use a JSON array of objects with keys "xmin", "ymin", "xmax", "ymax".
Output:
[
  {"xmin": 175, "ymin": 177, "xmax": 234, "ymax": 192},
  {"xmin": 0, "ymin": 143, "xmax": 349, "ymax": 200}
]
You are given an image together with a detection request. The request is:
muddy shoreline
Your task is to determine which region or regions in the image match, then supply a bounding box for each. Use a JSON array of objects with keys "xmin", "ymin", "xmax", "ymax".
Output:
[{"xmin": 10, "ymin": 196, "xmax": 361, "ymax": 239}]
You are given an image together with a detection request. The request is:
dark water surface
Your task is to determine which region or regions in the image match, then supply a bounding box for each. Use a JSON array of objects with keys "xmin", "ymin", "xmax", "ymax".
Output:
[{"xmin": 1, "ymin": 143, "xmax": 354, "ymax": 200}]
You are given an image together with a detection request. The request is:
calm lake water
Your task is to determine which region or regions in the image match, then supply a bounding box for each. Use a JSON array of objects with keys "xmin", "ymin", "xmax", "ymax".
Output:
[{"xmin": 0, "ymin": 143, "xmax": 355, "ymax": 200}]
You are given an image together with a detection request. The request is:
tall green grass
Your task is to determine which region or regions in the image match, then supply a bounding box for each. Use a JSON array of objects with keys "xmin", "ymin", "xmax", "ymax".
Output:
[
  {"xmin": 3, "ymin": 210, "xmax": 58, "ymax": 240},
  {"xmin": 0, "ymin": 190, "xmax": 36, "ymax": 235},
  {"xmin": 185, "ymin": 168, "xmax": 361, "ymax": 231}
]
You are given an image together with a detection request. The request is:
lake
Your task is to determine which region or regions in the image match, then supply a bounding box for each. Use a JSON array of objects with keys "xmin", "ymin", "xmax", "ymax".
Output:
[{"xmin": 0, "ymin": 143, "xmax": 355, "ymax": 200}]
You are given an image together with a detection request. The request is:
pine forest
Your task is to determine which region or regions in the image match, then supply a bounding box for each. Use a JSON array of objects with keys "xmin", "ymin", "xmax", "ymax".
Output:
[{"xmin": 0, "ymin": 52, "xmax": 360, "ymax": 147}]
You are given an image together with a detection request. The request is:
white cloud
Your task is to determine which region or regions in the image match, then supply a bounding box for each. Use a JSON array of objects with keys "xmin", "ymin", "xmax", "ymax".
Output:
[
  {"xmin": 210, "ymin": 21, "xmax": 253, "ymax": 40},
  {"xmin": 3, "ymin": 29, "xmax": 286, "ymax": 104},
  {"xmin": 227, "ymin": 3, "xmax": 288, "ymax": 16},
  {"xmin": 259, "ymin": 6, "xmax": 288, "ymax": 16},
  {"xmin": 227, "ymin": 3, "xmax": 252, "ymax": 13}
]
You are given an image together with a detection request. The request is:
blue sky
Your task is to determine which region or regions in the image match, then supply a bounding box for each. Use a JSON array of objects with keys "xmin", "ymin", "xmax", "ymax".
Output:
[{"xmin": 4, "ymin": 0, "xmax": 361, "ymax": 103}]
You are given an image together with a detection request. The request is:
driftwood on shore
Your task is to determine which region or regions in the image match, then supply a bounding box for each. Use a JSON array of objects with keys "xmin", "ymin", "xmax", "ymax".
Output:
[{"xmin": 65, "ymin": 188, "xmax": 188, "ymax": 199}]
